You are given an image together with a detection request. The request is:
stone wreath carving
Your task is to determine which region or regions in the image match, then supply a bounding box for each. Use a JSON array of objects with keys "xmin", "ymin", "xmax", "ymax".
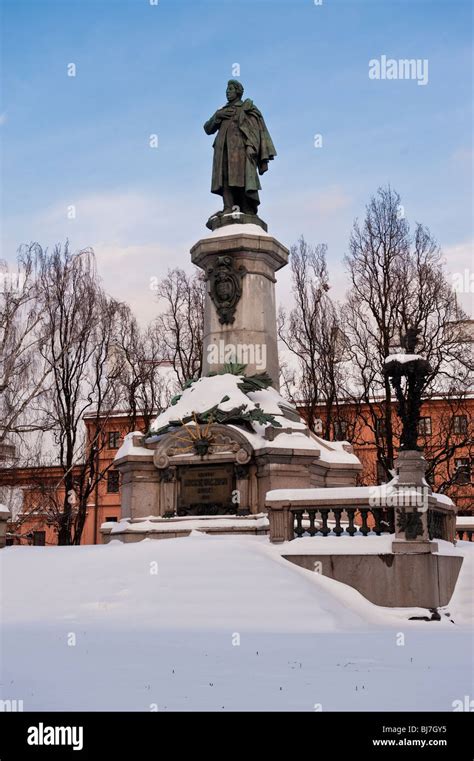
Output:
[
  {"xmin": 207, "ymin": 255, "xmax": 246, "ymax": 324},
  {"xmin": 396, "ymin": 508, "xmax": 424, "ymax": 540},
  {"xmin": 153, "ymin": 426, "xmax": 252, "ymax": 468}
]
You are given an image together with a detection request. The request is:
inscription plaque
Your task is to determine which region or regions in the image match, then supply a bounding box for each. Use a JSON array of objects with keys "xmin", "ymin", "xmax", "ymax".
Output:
[{"xmin": 178, "ymin": 463, "xmax": 235, "ymax": 516}]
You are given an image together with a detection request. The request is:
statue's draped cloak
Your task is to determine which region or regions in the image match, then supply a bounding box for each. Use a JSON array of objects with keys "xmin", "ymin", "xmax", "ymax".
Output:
[{"xmin": 204, "ymin": 98, "xmax": 276, "ymax": 207}]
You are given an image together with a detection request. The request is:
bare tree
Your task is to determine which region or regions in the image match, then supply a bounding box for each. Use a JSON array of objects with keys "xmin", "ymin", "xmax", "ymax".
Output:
[
  {"xmin": 278, "ymin": 237, "xmax": 350, "ymax": 438},
  {"xmin": 153, "ymin": 268, "xmax": 205, "ymax": 386},
  {"xmin": 344, "ymin": 185, "xmax": 472, "ymax": 481},
  {"xmin": 0, "ymin": 244, "xmax": 51, "ymax": 455},
  {"xmin": 421, "ymin": 394, "xmax": 474, "ymax": 497},
  {"xmin": 113, "ymin": 304, "xmax": 172, "ymax": 432},
  {"xmin": 36, "ymin": 243, "xmax": 126, "ymax": 545}
]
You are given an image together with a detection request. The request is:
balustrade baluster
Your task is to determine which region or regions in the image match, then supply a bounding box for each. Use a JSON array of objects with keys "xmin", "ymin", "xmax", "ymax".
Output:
[
  {"xmin": 320, "ymin": 508, "xmax": 330, "ymax": 536},
  {"xmin": 332, "ymin": 508, "xmax": 343, "ymax": 536},
  {"xmin": 372, "ymin": 508, "xmax": 383, "ymax": 535},
  {"xmin": 359, "ymin": 508, "xmax": 370, "ymax": 536},
  {"xmin": 386, "ymin": 508, "xmax": 395, "ymax": 534},
  {"xmin": 294, "ymin": 509, "xmax": 304, "ymax": 538},
  {"xmin": 346, "ymin": 508, "xmax": 357, "ymax": 536},
  {"xmin": 307, "ymin": 509, "xmax": 317, "ymax": 537}
]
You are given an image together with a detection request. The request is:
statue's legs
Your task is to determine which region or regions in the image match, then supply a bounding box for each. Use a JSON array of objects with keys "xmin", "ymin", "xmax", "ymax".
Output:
[
  {"xmin": 222, "ymin": 144, "xmax": 258, "ymax": 215},
  {"xmin": 222, "ymin": 145, "xmax": 233, "ymax": 213},
  {"xmin": 233, "ymin": 187, "xmax": 258, "ymax": 215},
  {"xmin": 222, "ymin": 186, "xmax": 234, "ymax": 214}
]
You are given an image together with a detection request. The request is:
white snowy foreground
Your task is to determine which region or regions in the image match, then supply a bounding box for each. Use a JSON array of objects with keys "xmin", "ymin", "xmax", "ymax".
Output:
[{"xmin": 0, "ymin": 534, "xmax": 472, "ymax": 712}]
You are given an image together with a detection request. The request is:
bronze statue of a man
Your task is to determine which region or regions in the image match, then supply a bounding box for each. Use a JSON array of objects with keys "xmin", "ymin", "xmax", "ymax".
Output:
[{"xmin": 204, "ymin": 80, "xmax": 276, "ymax": 217}]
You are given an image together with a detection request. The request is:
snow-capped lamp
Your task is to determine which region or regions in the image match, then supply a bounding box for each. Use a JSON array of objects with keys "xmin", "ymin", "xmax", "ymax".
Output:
[{"xmin": 384, "ymin": 327, "xmax": 432, "ymax": 452}]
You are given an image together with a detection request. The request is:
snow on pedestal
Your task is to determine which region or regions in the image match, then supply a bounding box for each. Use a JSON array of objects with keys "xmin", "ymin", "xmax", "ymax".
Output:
[{"xmin": 109, "ymin": 372, "xmax": 362, "ymax": 536}]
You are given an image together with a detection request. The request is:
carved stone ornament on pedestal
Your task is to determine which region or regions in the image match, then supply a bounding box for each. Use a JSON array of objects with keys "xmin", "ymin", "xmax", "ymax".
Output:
[
  {"xmin": 207, "ymin": 255, "xmax": 246, "ymax": 325},
  {"xmin": 153, "ymin": 425, "xmax": 252, "ymax": 468},
  {"xmin": 235, "ymin": 463, "xmax": 250, "ymax": 480},
  {"xmin": 396, "ymin": 508, "xmax": 424, "ymax": 540},
  {"xmin": 158, "ymin": 467, "xmax": 176, "ymax": 484}
]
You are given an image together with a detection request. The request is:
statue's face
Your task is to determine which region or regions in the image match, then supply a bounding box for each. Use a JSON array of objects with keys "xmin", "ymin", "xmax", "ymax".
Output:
[{"xmin": 226, "ymin": 83, "xmax": 239, "ymax": 102}]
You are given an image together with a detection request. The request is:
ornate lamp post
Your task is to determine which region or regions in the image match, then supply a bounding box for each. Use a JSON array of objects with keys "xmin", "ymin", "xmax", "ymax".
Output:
[
  {"xmin": 384, "ymin": 327, "xmax": 436, "ymax": 553},
  {"xmin": 384, "ymin": 327, "xmax": 432, "ymax": 452}
]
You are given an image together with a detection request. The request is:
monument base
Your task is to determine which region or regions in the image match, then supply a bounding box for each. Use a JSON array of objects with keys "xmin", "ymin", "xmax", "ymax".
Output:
[
  {"xmin": 191, "ymin": 224, "xmax": 288, "ymax": 386},
  {"xmin": 105, "ymin": 375, "xmax": 362, "ymax": 541},
  {"xmin": 102, "ymin": 513, "xmax": 270, "ymax": 543},
  {"xmin": 105, "ymin": 225, "xmax": 362, "ymax": 542},
  {"xmin": 206, "ymin": 211, "xmax": 268, "ymax": 232}
]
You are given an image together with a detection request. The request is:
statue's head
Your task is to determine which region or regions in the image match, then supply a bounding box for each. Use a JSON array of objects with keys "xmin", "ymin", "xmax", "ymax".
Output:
[{"xmin": 226, "ymin": 79, "xmax": 244, "ymax": 102}]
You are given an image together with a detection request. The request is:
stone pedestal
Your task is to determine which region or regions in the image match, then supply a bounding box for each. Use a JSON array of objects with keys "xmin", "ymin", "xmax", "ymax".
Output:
[
  {"xmin": 395, "ymin": 449, "xmax": 428, "ymax": 486},
  {"xmin": 117, "ymin": 448, "xmax": 160, "ymax": 521},
  {"xmin": 391, "ymin": 449, "xmax": 437, "ymax": 555},
  {"xmin": 106, "ymin": 222, "xmax": 362, "ymax": 540},
  {"xmin": 284, "ymin": 552, "xmax": 462, "ymax": 608},
  {"xmin": 191, "ymin": 227, "xmax": 288, "ymax": 388},
  {"xmin": 110, "ymin": 424, "xmax": 361, "ymax": 537}
]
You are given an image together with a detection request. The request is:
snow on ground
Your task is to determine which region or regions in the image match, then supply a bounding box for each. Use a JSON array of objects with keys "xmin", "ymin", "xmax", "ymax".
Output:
[{"xmin": 0, "ymin": 535, "xmax": 472, "ymax": 711}]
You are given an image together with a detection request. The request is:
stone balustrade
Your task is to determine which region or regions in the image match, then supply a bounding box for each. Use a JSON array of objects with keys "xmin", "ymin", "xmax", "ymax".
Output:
[
  {"xmin": 265, "ymin": 493, "xmax": 456, "ymax": 544},
  {"xmin": 265, "ymin": 456, "xmax": 461, "ymax": 608},
  {"xmin": 456, "ymin": 516, "xmax": 474, "ymax": 542}
]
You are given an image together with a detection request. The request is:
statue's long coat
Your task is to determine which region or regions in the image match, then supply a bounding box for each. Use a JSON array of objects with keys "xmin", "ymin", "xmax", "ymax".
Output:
[{"xmin": 204, "ymin": 98, "xmax": 276, "ymax": 207}]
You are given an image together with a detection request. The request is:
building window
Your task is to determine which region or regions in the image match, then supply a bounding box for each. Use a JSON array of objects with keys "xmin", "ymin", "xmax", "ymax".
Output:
[
  {"xmin": 454, "ymin": 458, "xmax": 471, "ymax": 485},
  {"xmin": 333, "ymin": 420, "xmax": 348, "ymax": 441},
  {"xmin": 107, "ymin": 470, "xmax": 120, "ymax": 493},
  {"xmin": 375, "ymin": 417, "xmax": 386, "ymax": 437},
  {"xmin": 32, "ymin": 531, "xmax": 45, "ymax": 546},
  {"xmin": 108, "ymin": 431, "xmax": 121, "ymax": 449},
  {"xmin": 418, "ymin": 417, "xmax": 432, "ymax": 436},
  {"xmin": 105, "ymin": 516, "xmax": 118, "ymax": 523},
  {"xmin": 453, "ymin": 415, "xmax": 468, "ymax": 435}
]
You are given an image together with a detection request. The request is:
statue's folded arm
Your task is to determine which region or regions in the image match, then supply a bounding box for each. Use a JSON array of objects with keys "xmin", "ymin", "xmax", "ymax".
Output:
[{"xmin": 204, "ymin": 113, "xmax": 221, "ymax": 135}]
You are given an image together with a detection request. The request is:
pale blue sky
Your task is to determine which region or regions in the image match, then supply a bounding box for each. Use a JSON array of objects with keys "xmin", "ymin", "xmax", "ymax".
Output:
[{"xmin": 1, "ymin": 0, "xmax": 472, "ymax": 318}]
